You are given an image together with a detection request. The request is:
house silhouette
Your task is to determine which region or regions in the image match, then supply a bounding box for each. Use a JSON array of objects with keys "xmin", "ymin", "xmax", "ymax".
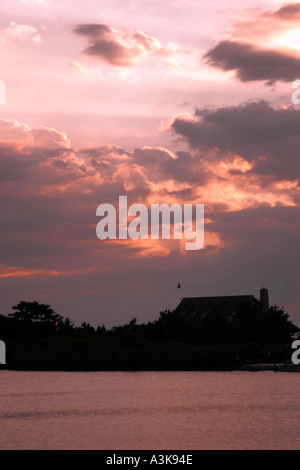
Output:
[{"xmin": 174, "ymin": 288, "xmax": 269, "ymax": 325}]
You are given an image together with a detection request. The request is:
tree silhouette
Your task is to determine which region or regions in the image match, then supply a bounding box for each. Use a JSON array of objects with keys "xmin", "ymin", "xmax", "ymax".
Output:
[{"xmin": 8, "ymin": 301, "xmax": 63, "ymax": 324}]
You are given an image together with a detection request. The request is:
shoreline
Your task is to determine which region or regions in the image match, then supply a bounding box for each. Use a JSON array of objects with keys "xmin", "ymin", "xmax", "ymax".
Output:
[
  {"xmin": 235, "ymin": 363, "xmax": 300, "ymax": 372},
  {"xmin": 1, "ymin": 364, "xmax": 300, "ymax": 373}
]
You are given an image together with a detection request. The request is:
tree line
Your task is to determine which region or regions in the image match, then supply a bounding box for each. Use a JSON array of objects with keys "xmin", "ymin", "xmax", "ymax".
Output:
[{"xmin": 0, "ymin": 300, "xmax": 299, "ymax": 371}]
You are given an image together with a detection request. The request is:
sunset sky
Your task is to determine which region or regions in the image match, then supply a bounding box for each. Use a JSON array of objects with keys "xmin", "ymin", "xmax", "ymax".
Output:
[{"xmin": 1, "ymin": 0, "xmax": 300, "ymax": 328}]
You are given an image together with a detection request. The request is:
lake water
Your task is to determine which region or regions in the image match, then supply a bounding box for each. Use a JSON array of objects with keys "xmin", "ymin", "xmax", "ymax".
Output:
[{"xmin": 0, "ymin": 370, "xmax": 299, "ymax": 450}]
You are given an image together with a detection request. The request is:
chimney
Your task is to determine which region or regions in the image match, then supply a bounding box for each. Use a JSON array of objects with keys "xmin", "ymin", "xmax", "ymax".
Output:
[{"xmin": 260, "ymin": 288, "xmax": 269, "ymax": 313}]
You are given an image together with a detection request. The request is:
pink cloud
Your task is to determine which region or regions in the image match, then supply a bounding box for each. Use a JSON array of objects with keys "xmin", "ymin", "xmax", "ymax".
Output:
[
  {"xmin": 0, "ymin": 21, "xmax": 41, "ymax": 43},
  {"xmin": 73, "ymin": 23, "xmax": 178, "ymax": 67}
]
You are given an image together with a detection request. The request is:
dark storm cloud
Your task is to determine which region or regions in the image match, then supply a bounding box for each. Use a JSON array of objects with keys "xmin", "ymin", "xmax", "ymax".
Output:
[
  {"xmin": 204, "ymin": 40, "xmax": 300, "ymax": 84},
  {"xmin": 133, "ymin": 147, "xmax": 210, "ymax": 186},
  {"xmin": 170, "ymin": 100, "xmax": 300, "ymax": 180},
  {"xmin": 172, "ymin": 100, "xmax": 300, "ymax": 150},
  {"xmin": 158, "ymin": 151, "xmax": 210, "ymax": 186}
]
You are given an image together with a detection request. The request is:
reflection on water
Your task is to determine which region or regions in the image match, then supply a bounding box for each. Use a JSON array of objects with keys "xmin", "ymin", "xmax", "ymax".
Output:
[{"xmin": 0, "ymin": 370, "xmax": 299, "ymax": 450}]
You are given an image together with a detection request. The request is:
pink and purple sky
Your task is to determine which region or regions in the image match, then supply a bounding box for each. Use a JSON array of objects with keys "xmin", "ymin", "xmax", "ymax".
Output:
[{"xmin": 1, "ymin": 0, "xmax": 300, "ymax": 327}]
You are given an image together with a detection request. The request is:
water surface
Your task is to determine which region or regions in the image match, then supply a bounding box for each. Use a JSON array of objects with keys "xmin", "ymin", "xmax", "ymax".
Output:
[{"xmin": 0, "ymin": 370, "xmax": 299, "ymax": 450}]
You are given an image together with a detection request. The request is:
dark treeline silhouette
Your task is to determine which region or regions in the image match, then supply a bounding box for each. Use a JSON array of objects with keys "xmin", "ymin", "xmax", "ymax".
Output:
[{"xmin": 0, "ymin": 300, "xmax": 299, "ymax": 371}]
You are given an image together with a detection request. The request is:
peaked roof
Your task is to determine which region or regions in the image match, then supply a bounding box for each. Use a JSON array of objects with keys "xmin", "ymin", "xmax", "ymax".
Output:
[{"xmin": 174, "ymin": 295, "xmax": 259, "ymax": 318}]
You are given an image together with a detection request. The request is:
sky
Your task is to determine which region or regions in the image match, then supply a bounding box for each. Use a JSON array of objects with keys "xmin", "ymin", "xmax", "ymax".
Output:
[{"xmin": 0, "ymin": 0, "xmax": 300, "ymax": 328}]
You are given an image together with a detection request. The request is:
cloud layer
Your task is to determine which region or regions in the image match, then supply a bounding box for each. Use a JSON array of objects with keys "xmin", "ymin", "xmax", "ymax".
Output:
[{"xmin": 1, "ymin": 96, "xmax": 300, "ymax": 324}]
